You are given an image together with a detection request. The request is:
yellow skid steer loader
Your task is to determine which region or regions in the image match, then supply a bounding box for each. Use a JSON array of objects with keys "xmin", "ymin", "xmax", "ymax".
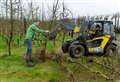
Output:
[{"xmin": 62, "ymin": 20, "xmax": 119, "ymax": 58}]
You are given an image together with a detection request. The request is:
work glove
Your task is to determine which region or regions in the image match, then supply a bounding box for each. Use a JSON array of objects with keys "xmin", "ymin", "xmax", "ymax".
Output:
[
  {"xmin": 42, "ymin": 30, "xmax": 50, "ymax": 38},
  {"xmin": 45, "ymin": 30, "xmax": 49, "ymax": 33}
]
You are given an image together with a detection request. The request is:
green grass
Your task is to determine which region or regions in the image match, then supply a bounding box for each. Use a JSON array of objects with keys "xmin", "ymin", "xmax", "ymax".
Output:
[
  {"xmin": 0, "ymin": 36, "xmax": 7, "ymax": 49},
  {"xmin": 1, "ymin": 34, "xmax": 120, "ymax": 82},
  {"xmin": 0, "ymin": 34, "xmax": 70, "ymax": 82},
  {"xmin": 0, "ymin": 48, "xmax": 65, "ymax": 82},
  {"xmin": 0, "ymin": 35, "xmax": 65, "ymax": 82},
  {"xmin": 85, "ymin": 80, "xmax": 107, "ymax": 82}
]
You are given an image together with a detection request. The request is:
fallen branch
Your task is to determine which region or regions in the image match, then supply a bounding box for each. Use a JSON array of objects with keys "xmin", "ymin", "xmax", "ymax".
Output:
[
  {"xmin": 93, "ymin": 57, "xmax": 120, "ymax": 76},
  {"xmin": 71, "ymin": 60, "xmax": 111, "ymax": 80},
  {"xmin": 56, "ymin": 53, "xmax": 75, "ymax": 82}
]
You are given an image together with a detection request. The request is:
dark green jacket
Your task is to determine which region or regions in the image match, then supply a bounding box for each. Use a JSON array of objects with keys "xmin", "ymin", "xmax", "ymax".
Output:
[{"xmin": 25, "ymin": 24, "xmax": 45, "ymax": 40}]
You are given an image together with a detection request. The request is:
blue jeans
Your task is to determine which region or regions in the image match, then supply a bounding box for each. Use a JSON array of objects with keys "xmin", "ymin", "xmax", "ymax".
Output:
[{"xmin": 26, "ymin": 39, "xmax": 32, "ymax": 55}]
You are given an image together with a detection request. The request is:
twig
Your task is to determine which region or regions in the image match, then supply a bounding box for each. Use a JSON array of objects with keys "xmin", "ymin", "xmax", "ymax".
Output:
[
  {"xmin": 56, "ymin": 53, "xmax": 75, "ymax": 82},
  {"xmin": 93, "ymin": 58, "xmax": 120, "ymax": 76},
  {"xmin": 71, "ymin": 60, "xmax": 110, "ymax": 80}
]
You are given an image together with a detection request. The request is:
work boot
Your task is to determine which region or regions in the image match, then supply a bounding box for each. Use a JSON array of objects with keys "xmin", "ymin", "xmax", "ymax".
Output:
[
  {"xmin": 27, "ymin": 60, "xmax": 34, "ymax": 67},
  {"xmin": 25, "ymin": 54, "xmax": 34, "ymax": 67}
]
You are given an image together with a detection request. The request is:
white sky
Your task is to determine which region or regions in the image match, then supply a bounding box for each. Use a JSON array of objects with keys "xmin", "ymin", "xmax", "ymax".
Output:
[
  {"xmin": 0, "ymin": 0, "xmax": 119, "ymax": 18},
  {"xmin": 22, "ymin": 0, "xmax": 120, "ymax": 17},
  {"xmin": 64, "ymin": 0, "xmax": 120, "ymax": 16}
]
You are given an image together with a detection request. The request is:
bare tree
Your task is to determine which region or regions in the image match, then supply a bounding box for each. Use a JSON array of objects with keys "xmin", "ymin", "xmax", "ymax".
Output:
[
  {"xmin": 49, "ymin": 0, "xmax": 60, "ymax": 28},
  {"xmin": 61, "ymin": 1, "xmax": 66, "ymax": 43},
  {"xmin": 23, "ymin": 17, "xmax": 27, "ymax": 34},
  {"xmin": 27, "ymin": 0, "xmax": 35, "ymax": 21},
  {"xmin": 7, "ymin": 0, "xmax": 14, "ymax": 56},
  {"xmin": 41, "ymin": 1, "xmax": 44, "ymax": 21},
  {"xmin": 5, "ymin": 0, "xmax": 8, "ymax": 19},
  {"xmin": 116, "ymin": 13, "xmax": 120, "ymax": 29},
  {"xmin": 35, "ymin": 7, "xmax": 39, "ymax": 21},
  {"xmin": 1, "ymin": 0, "xmax": 22, "ymax": 55}
]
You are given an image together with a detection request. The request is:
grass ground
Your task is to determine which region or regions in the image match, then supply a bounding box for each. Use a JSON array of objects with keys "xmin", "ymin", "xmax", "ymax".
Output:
[
  {"xmin": 0, "ymin": 46, "xmax": 66, "ymax": 82},
  {"xmin": 0, "ymin": 33, "xmax": 120, "ymax": 82},
  {"xmin": 0, "ymin": 35, "xmax": 66, "ymax": 82}
]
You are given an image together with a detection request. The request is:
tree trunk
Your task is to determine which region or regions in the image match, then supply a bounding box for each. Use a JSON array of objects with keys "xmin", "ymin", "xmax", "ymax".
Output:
[
  {"xmin": 8, "ymin": 0, "xmax": 13, "ymax": 56},
  {"xmin": 62, "ymin": 31, "xmax": 66, "ymax": 43},
  {"xmin": 5, "ymin": 0, "xmax": 8, "ymax": 19},
  {"xmin": 23, "ymin": 18, "xmax": 27, "ymax": 34},
  {"xmin": 8, "ymin": 41, "xmax": 11, "ymax": 56}
]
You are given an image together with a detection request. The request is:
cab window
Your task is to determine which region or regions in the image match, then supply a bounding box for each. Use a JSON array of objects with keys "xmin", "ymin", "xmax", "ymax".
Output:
[{"xmin": 103, "ymin": 23, "xmax": 111, "ymax": 34}]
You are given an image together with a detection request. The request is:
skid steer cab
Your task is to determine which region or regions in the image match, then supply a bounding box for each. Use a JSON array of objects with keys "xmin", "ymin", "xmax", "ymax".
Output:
[{"xmin": 62, "ymin": 20, "xmax": 119, "ymax": 58}]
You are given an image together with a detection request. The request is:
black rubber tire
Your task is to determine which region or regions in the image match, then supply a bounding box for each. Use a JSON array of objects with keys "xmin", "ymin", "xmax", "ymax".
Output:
[
  {"xmin": 62, "ymin": 42, "xmax": 70, "ymax": 53},
  {"xmin": 69, "ymin": 44, "xmax": 85, "ymax": 58}
]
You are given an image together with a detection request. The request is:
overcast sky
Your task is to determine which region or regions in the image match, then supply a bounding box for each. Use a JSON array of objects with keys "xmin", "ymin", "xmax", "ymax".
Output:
[
  {"xmin": 22, "ymin": 0, "xmax": 120, "ymax": 17},
  {"xmin": 0, "ymin": 0, "xmax": 119, "ymax": 18}
]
